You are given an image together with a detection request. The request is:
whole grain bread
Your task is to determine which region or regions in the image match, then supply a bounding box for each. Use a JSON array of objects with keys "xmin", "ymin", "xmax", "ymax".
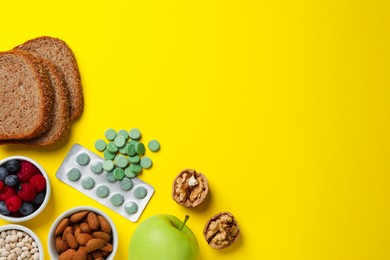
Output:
[
  {"xmin": 0, "ymin": 51, "xmax": 54, "ymax": 140},
  {"xmin": 15, "ymin": 36, "xmax": 84, "ymax": 121},
  {"xmin": 1, "ymin": 57, "xmax": 70, "ymax": 146}
]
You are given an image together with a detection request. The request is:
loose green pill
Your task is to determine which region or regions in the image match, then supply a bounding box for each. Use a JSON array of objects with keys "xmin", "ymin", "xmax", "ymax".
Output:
[
  {"xmin": 81, "ymin": 177, "xmax": 95, "ymax": 190},
  {"xmin": 90, "ymin": 161, "xmax": 103, "ymax": 174},
  {"xmin": 95, "ymin": 139, "xmax": 107, "ymax": 152},
  {"xmin": 135, "ymin": 142, "xmax": 145, "ymax": 155},
  {"xmin": 106, "ymin": 142, "xmax": 118, "ymax": 153},
  {"xmin": 110, "ymin": 193, "xmax": 124, "ymax": 206},
  {"xmin": 113, "ymin": 167, "xmax": 125, "ymax": 180},
  {"xmin": 130, "ymin": 163, "xmax": 142, "ymax": 174},
  {"xmin": 118, "ymin": 129, "xmax": 129, "ymax": 140},
  {"xmin": 125, "ymin": 201, "xmax": 138, "ymax": 215},
  {"xmin": 128, "ymin": 155, "xmax": 140, "ymax": 164},
  {"xmin": 67, "ymin": 168, "xmax": 81, "ymax": 182},
  {"xmin": 134, "ymin": 186, "xmax": 147, "ymax": 199},
  {"xmin": 76, "ymin": 153, "xmax": 90, "ymax": 166},
  {"xmin": 103, "ymin": 160, "xmax": 115, "ymax": 172},
  {"xmin": 115, "ymin": 154, "xmax": 128, "ymax": 168},
  {"xmin": 105, "ymin": 128, "xmax": 117, "ymax": 141},
  {"xmin": 103, "ymin": 149, "xmax": 116, "ymax": 160},
  {"xmin": 129, "ymin": 128, "xmax": 141, "ymax": 140},
  {"xmin": 105, "ymin": 172, "xmax": 117, "ymax": 183},
  {"xmin": 114, "ymin": 135, "xmax": 126, "ymax": 148},
  {"xmin": 148, "ymin": 139, "xmax": 160, "ymax": 152},
  {"xmin": 125, "ymin": 166, "xmax": 137, "ymax": 178},
  {"xmin": 119, "ymin": 146, "xmax": 128, "ymax": 155},
  {"xmin": 120, "ymin": 177, "xmax": 133, "ymax": 191},
  {"xmin": 126, "ymin": 143, "xmax": 137, "ymax": 156},
  {"xmin": 140, "ymin": 157, "xmax": 153, "ymax": 169},
  {"xmin": 96, "ymin": 185, "xmax": 110, "ymax": 198}
]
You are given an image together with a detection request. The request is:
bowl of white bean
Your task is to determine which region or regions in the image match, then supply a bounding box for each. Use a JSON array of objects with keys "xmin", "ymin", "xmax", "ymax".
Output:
[{"xmin": 0, "ymin": 224, "xmax": 43, "ymax": 260}]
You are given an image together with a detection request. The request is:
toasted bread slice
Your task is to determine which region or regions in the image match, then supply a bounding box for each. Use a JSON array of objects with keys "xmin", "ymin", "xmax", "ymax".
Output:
[
  {"xmin": 0, "ymin": 51, "xmax": 54, "ymax": 140},
  {"xmin": 15, "ymin": 36, "xmax": 84, "ymax": 121}
]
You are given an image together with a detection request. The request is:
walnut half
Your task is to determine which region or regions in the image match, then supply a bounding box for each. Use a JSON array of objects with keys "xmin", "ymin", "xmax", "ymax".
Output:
[
  {"xmin": 203, "ymin": 212, "xmax": 240, "ymax": 249},
  {"xmin": 172, "ymin": 169, "xmax": 209, "ymax": 208}
]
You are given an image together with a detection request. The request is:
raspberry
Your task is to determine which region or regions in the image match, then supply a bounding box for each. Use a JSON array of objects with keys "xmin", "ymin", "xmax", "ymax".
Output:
[
  {"xmin": 18, "ymin": 183, "xmax": 37, "ymax": 202},
  {"xmin": 29, "ymin": 174, "xmax": 46, "ymax": 192},
  {"xmin": 5, "ymin": 195, "xmax": 22, "ymax": 212},
  {"xmin": 0, "ymin": 186, "xmax": 16, "ymax": 201},
  {"xmin": 0, "ymin": 181, "xmax": 4, "ymax": 192},
  {"xmin": 17, "ymin": 161, "xmax": 40, "ymax": 182}
]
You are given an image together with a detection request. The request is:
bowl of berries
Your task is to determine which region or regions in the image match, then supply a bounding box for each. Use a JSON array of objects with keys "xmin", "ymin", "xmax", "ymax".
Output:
[{"xmin": 0, "ymin": 156, "xmax": 51, "ymax": 222}]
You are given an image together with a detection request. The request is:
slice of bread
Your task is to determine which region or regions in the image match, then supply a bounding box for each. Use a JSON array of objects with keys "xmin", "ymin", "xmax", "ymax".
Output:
[
  {"xmin": 15, "ymin": 36, "xmax": 84, "ymax": 121},
  {"xmin": 1, "ymin": 57, "xmax": 70, "ymax": 146},
  {"xmin": 0, "ymin": 51, "xmax": 54, "ymax": 140}
]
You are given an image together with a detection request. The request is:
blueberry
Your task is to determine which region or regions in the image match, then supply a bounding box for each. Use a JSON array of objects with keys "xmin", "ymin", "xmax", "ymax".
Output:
[
  {"xmin": 0, "ymin": 167, "xmax": 9, "ymax": 181},
  {"xmin": 19, "ymin": 202, "xmax": 34, "ymax": 216},
  {"xmin": 4, "ymin": 175, "xmax": 19, "ymax": 187},
  {"xmin": 33, "ymin": 191, "xmax": 46, "ymax": 204},
  {"xmin": 0, "ymin": 201, "xmax": 10, "ymax": 215},
  {"xmin": 5, "ymin": 160, "xmax": 20, "ymax": 174}
]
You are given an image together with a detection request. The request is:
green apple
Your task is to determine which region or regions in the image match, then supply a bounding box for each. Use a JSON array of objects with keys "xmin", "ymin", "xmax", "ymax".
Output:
[{"xmin": 128, "ymin": 214, "xmax": 199, "ymax": 260}]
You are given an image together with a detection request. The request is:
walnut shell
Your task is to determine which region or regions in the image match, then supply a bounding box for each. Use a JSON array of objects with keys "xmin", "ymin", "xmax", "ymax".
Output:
[
  {"xmin": 203, "ymin": 212, "xmax": 240, "ymax": 249},
  {"xmin": 172, "ymin": 169, "xmax": 209, "ymax": 208}
]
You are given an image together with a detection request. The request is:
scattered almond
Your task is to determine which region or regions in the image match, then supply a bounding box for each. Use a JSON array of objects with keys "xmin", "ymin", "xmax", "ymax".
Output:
[
  {"xmin": 66, "ymin": 233, "xmax": 78, "ymax": 249},
  {"xmin": 85, "ymin": 238, "xmax": 106, "ymax": 253},
  {"xmin": 87, "ymin": 212, "xmax": 100, "ymax": 230}
]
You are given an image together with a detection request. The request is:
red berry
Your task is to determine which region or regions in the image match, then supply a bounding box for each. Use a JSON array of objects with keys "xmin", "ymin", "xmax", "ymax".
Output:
[
  {"xmin": 0, "ymin": 181, "xmax": 4, "ymax": 192},
  {"xmin": 17, "ymin": 161, "xmax": 40, "ymax": 182},
  {"xmin": 18, "ymin": 183, "xmax": 37, "ymax": 202},
  {"xmin": 0, "ymin": 186, "xmax": 16, "ymax": 201},
  {"xmin": 29, "ymin": 174, "xmax": 46, "ymax": 192},
  {"xmin": 5, "ymin": 195, "xmax": 22, "ymax": 212}
]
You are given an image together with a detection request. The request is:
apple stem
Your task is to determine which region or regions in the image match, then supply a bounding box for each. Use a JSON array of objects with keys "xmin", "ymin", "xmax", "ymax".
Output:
[{"xmin": 179, "ymin": 215, "xmax": 190, "ymax": 231}]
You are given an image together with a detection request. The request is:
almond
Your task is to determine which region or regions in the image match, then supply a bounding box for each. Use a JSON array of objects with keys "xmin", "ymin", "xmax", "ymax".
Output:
[
  {"xmin": 55, "ymin": 236, "xmax": 69, "ymax": 253},
  {"xmin": 97, "ymin": 215, "xmax": 111, "ymax": 233},
  {"xmin": 75, "ymin": 226, "xmax": 82, "ymax": 238},
  {"xmin": 59, "ymin": 248, "xmax": 76, "ymax": 260},
  {"xmin": 70, "ymin": 210, "xmax": 89, "ymax": 223},
  {"xmin": 76, "ymin": 233, "xmax": 93, "ymax": 246},
  {"xmin": 55, "ymin": 218, "xmax": 70, "ymax": 236},
  {"xmin": 80, "ymin": 222, "xmax": 92, "ymax": 234},
  {"xmin": 66, "ymin": 233, "xmax": 78, "ymax": 249},
  {"xmin": 85, "ymin": 238, "xmax": 106, "ymax": 253},
  {"xmin": 73, "ymin": 247, "xmax": 88, "ymax": 260},
  {"xmin": 62, "ymin": 226, "xmax": 74, "ymax": 241},
  {"xmin": 100, "ymin": 242, "xmax": 113, "ymax": 252},
  {"xmin": 92, "ymin": 231, "xmax": 111, "ymax": 241},
  {"xmin": 87, "ymin": 212, "xmax": 100, "ymax": 230}
]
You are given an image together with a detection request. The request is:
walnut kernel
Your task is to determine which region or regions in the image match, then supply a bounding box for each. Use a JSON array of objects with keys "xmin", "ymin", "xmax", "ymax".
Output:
[{"xmin": 203, "ymin": 212, "xmax": 240, "ymax": 249}]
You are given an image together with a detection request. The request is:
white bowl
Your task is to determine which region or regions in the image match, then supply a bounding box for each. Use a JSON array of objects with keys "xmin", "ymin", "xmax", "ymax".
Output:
[
  {"xmin": 0, "ymin": 156, "xmax": 51, "ymax": 222},
  {"xmin": 48, "ymin": 206, "xmax": 118, "ymax": 260},
  {"xmin": 0, "ymin": 224, "xmax": 44, "ymax": 259}
]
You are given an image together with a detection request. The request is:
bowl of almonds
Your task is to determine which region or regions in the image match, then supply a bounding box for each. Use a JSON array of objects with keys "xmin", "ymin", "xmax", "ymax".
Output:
[{"xmin": 48, "ymin": 206, "xmax": 118, "ymax": 260}]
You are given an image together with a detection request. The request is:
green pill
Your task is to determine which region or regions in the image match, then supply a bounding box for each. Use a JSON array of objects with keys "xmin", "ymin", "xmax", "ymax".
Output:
[
  {"xmin": 134, "ymin": 186, "xmax": 147, "ymax": 199},
  {"xmin": 67, "ymin": 168, "xmax": 81, "ymax": 182},
  {"xmin": 118, "ymin": 129, "xmax": 129, "ymax": 140},
  {"xmin": 125, "ymin": 201, "xmax": 138, "ymax": 215},
  {"xmin": 103, "ymin": 149, "xmax": 116, "ymax": 160},
  {"xmin": 105, "ymin": 172, "xmax": 117, "ymax": 183},
  {"xmin": 114, "ymin": 135, "xmax": 126, "ymax": 148},
  {"xmin": 103, "ymin": 160, "xmax": 115, "ymax": 172},
  {"xmin": 106, "ymin": 142, "xmax": 118, "ymax": 153},
  {"xmin": 96, "ymin": 185, "xmax": 110, "ymax": 198},
  {"xmin": 135, "ymin": 142, "xmax": 145, "ymax": 155},
  {"xmin": 125, "ymin": 143, "xmax": 137, "ymax": 156},
  {"xmin": 113, "ymin": 167, "xmax": 125, "ymax": 180},
  {"xmin": 130, "ymin": 163, "xmax": 142, "ymax": 174},
  {"xmin": 76, "ymin": 153, "xmax": 90, "ymax": 166},
  {"xmin": 119, "ymin": 146, "xmax": 128, "ymax": 155},
  {"xmin": 81, "ymin": 177, "xmax": 95, "ymax": 190},
  {"xmin": 115, "ymin": 155, "xmax": 128, "ymax": 168},
  {"xmin": 129, "ymin": 128, "xmax": 141, "ymax": 140},
  {"xmin": 128, "ymin": 155, "xmax": 140, "ymax": 164},
  {"xmin": 105, "ymin": 128, "xmax": 117, "ymax": 141},
  {"xmin": 95, "ymin": 139, "xmax": 107, "ymax": 152},
  {"xmin": 90, "ymin": 161, "xmax": 103, "ymax": 174},
  {"xmin": 140, "ymin": 157, "xmax": 152, "ymax": 169},
  {"xmin": 148, "ymin": 139, "xmax": 160, "ymax": 152},
  {"xmin": 120, "ymin": 177, "xmax": 133, "ymax": 191},
  {"xmin": 125, "ymin": 166, "xmax": 137, "ymax": 178},
  {"xmin": 110, "ymin": 193, "xmax": 124, "ymax": 206}
]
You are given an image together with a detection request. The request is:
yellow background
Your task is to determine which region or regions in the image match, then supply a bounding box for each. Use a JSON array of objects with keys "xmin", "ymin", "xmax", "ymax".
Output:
[{"xmin": 1, "ymin": 0, "xmax": 390, "ymax": 259}]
